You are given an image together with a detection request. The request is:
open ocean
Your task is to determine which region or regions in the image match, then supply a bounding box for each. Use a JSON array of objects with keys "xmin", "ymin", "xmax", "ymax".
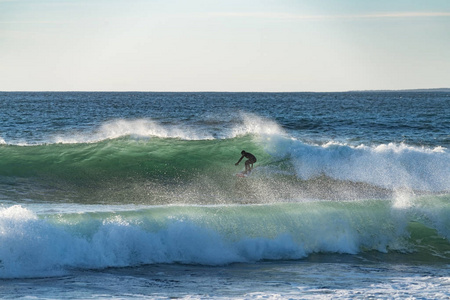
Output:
[{"xmin": 0, "ymin": 91, "xmax": 449, "ymax": 299}]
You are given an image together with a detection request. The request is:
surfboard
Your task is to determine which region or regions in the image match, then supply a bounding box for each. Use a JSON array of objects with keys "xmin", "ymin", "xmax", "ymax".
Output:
[
  {"xmin": 236, "ymin": 170, "xmax": 251, "ymax": 177},
  {"xmin": 235, "ymin": 166, "xmax": 256, "ymax": 177}
]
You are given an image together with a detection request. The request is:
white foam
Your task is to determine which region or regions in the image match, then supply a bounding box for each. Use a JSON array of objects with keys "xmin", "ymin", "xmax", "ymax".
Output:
[
  {"xmin": 263, "ymin": 136, "xmax": 450, "ymax": 192},
  {"xmin": 0, "ymin": 205, "xmax": 37, "ymax": 221},
  {"xmin": 392, "ymin": 189, "xmax": 415, "ymax": 209},
  {"xmin": 230, "ymin": 113, "xmax": 287, "ymax": 138},
  {"xmin": 52, "ymin": 119, "xmax": 216, "ymax": 143}
]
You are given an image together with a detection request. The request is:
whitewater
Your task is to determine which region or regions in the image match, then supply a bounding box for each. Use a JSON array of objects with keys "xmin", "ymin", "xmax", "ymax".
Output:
[{"xmin": 0, "ymin": 92, "xmax": 449, "ymax": 299}]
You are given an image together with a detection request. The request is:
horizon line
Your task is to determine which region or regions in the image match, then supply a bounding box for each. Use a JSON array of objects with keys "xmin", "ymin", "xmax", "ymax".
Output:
[{"xmin": 1, "ymin": 88, "xmax": 449, "ymax": 93}]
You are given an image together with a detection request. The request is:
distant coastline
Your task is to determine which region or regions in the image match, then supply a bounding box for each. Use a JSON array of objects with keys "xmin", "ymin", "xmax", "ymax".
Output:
[{"xmin": 349, "ymin": 88, "xmax": 450, "ymax": 93}]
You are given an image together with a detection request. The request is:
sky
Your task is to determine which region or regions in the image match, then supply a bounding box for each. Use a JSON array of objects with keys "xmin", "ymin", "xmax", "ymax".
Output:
[{"xmin": 1, "ymin": 0, "xmax": 450, "ymax": 92}]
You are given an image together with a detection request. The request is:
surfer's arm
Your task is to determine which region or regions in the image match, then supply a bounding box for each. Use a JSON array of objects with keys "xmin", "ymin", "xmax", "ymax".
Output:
[{"xmin": 235, "ymin": 155, "xmax": 244, "ymax": 165}]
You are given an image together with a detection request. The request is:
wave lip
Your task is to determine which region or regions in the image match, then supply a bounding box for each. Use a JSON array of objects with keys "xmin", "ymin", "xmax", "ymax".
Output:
[
  {"xmin": 51, "ymin": 114, "xmax": 288, "ymax": 144},
  {"xmin": 231, "ymin": 113, "xmax": 287, "ymax": 138},
  {"xmin": 51, "ymin": 119, "xmax": 218, "ymax": 144}
]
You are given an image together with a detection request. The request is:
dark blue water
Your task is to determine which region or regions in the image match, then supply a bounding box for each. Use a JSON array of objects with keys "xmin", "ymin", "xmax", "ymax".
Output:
[{"xmin": 1, "ymin": 92, "xmax": 448, "ymax": 146}]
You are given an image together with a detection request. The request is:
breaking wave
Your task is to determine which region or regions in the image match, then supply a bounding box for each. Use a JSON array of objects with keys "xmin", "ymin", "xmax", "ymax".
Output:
[{"xmin": 0, "ymin": 198, "xmax": 448, "ymax": 278}]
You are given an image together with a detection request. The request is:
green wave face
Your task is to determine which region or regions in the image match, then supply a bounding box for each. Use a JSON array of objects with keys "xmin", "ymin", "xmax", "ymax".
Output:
[
  {"xmin": 0, "ymin": 136, "xmax": 265, "ymax": 177},
  {"xmin": 0, "ymin": 136, "xmax": 274, "ymax": 204},
  {"xmin": 1, "ymin": 134, "xmax": 448, "ymax": 205}
]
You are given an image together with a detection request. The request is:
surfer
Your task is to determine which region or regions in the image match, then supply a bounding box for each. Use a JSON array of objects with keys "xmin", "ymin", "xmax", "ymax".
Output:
[{"xmin": 235, "ymin": 150, "xmax": 257, "ymax": 174}]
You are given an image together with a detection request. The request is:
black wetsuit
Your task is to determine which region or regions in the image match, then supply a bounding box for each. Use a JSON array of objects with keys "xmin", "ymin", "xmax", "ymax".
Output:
[
  {"xmin": 243, "ymin": 152, "xmax": 256, "ymax": 164},
  {"xmin": 236, "ymin": 151, "xmax": 257, "ymax": 173}
]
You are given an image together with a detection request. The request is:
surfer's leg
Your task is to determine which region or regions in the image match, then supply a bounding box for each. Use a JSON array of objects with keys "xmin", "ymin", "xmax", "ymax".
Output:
[
  {"xmin": 246, "ymin": 159, "xmax": 255, "ymax": 173},
  {"xmin": 245, "ymin": 160, "xmax": 250, "ymax": 173}
]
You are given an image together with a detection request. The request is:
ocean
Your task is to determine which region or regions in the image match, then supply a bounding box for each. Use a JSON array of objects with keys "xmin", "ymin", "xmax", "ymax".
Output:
[{"xmin": 0, "ymin": 91, "xmax": 449, "ymax": 299}]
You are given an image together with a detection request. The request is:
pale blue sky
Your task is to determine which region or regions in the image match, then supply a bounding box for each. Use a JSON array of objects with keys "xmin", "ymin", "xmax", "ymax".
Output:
[{"xmin": 1, "ymin": 0, "xmax": 449, "ymax": 91}]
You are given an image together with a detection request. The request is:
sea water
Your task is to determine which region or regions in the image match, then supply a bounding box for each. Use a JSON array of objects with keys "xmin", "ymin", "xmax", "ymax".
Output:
[{"xmin": 0, "ymin": 92, "xmax": 449, "ymax": 299}]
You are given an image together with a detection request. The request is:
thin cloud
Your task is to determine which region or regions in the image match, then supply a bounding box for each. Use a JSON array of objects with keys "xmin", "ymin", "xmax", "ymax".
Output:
[
  {"xmin": 210, "ymin": 11, "xmax": 450, "ymax": 20},
  {"xmin": 350, "ymin": 12, "xmax": 450, "ymax": 18},
  {"xmin": 3, "ymin": 11, "xmax": 449, "ymax": 25}
]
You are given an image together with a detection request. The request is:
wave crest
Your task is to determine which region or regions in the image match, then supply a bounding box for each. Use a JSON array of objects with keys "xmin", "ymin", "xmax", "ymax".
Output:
[
  {"xmin": 231, "ymin": 113, "xmax": 286, "ymax": 137},
  {"xmin": 47, "ymin": 114, "xmax": 285, "ymax": 144},
  {"xmin": 52, "ymin": 119, "xmax": 216, "ymax": 144}
]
